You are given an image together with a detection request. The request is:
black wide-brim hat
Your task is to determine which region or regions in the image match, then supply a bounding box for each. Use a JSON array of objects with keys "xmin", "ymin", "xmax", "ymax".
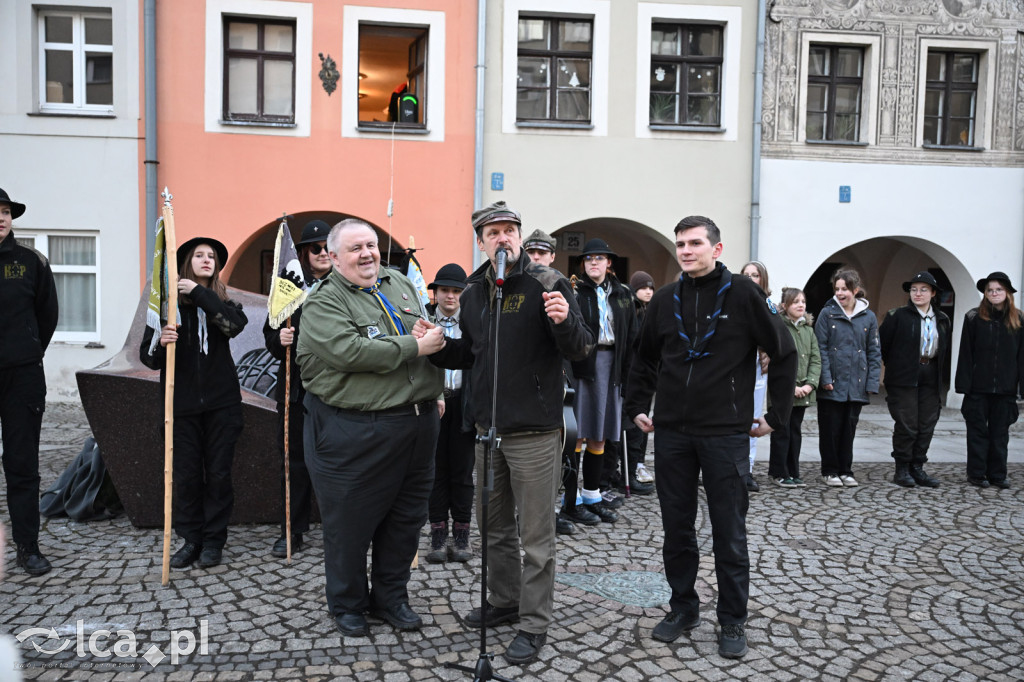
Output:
[
  {"xmin": 902, "ymin": 271, "xmax": 941, "ymax": 294},
  {"xmin": 298, "ymin": 219, "xmax": 331, "ymax": 246},
  {"xmin": 429, "ymin": 263, "xmax": 468, "ymax": 290},
  {"xmin": 177, "ymin": 236, "xmax": 229, "ymax": 271},
  {"xmin": 0, "ymin": 187, "xmax": 27, "ymax": 220},
  {"xmin": 580, "ymin": 238, "xmax": 616, "ymax": 259},
  {"xmin": 977, "ymin": 271, "xmax": 1016, "ymax": 294}
]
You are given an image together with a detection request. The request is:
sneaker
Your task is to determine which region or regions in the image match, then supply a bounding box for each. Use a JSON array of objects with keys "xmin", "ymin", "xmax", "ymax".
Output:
[
  {"xmin": 823, "ymin": 474, "xmax": 844, "ymax": 487},
  {"xmin": 792, "ymin": 477, "xmax": 807, "ymax": 487},
  {"xmin": 426, "ymin": 521, "xmax": 448, "ymax": 564},
  {"xmin": 651, "ymin": 610, "xmax": 701, "ymax": 642},
  {"xmin": 450, "ymin": 522, "xmax": 472, "ymax": 562},
  {"xmin": 773, "ymin": 477, "xmax": 798, "ymax": 488},
  {"xmin": 600, "ymin": 490, "xmax": 625, "ymax": 509},
  {"xmin": 635, "ymin": 463, "xmax": 654, "ymax": 484},
  {"xmin": 718, "ymin": 623, "xmax": 748, "ymax": 659},
  {"xmin": 839, "ymin": 474, "xmax": 859, "ymax": 487}
]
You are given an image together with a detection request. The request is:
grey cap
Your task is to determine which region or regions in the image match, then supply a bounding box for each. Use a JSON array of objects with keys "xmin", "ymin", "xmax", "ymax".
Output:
[
  {"xmin": 523, "ymin": 229, "xmax": 556, "ymax": 253},
  {"xmin": 472, "ymin": 201, "xmax": 521, "ymax": 234}
]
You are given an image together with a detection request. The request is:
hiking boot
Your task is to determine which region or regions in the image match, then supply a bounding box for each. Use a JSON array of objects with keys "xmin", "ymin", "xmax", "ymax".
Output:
[
  {"xmin": 16, "ymin": 543, "xmax": 52, "ymax": 576},
  {"xmin": 505, "ymin": 630, "xmax": 546, "ymax": 665},
  {"xmin": 909, "ymin": 464, "xmax": 940, "ymax": 488},
  {"xmin": 450, "ymin": 522, "xmax": 472, "ymax": 562},
  {"xmin": 426, "ymin": 522, "xmax": 448, "ymax": 564},
  {"xmin": 652, "ymin": 610, "xmax": 700, "ymax": 642}
]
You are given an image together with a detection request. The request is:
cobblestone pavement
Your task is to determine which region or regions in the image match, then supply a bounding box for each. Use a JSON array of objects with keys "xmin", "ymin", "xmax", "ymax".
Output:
[{"xmin": 1, "ymin": 401, "xmax": 1022, "ymax": 681}]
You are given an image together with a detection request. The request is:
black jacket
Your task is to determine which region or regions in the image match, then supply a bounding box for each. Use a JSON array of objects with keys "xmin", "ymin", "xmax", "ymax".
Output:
[
  {"xmin": 625, "ymin": 263, "xmax": 797, "ymax": 435},
  {"xmin": 955, "ymin": 307, "xmax": 1024, "ymax": 397},
  {"xmin": 140, "ymin": 285, "xmax": 248, "ymax": 416},
  {"xmin": 879, "ymin": 302, "xmax": 951, "ymax": 388},
  {"xmin": 571, "ymin": 274, "xmax": 637, "ymax": 386},
  {"xmin": 0, "ymin": 233, "xmax": 58, "ymax": 370},
  {"xmin": 429, "ymin": 254, "xmax": 594, "ymax": 434}
]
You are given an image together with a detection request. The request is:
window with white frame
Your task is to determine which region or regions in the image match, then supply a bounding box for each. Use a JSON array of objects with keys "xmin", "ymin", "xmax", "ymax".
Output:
[
  {"xmin": 796, "ymin": 33, "xmax": 880, "ymax": 146},
  {"xmin": 38, "ymin": 10, "xmax": 114, "ymax": 113},
  {"xmin": 19, "ymin": 233, "xmax": 99, "ymax": 339},
  {"xmin": 916, "ymin": 39, "xmax": 993, "ymax": 150},
  {"xmin": 635, "ymin": 4, "xmax": 742, "ymax": 141},
  {"xmin": 222, "ymin": 16, "xmax": 296, "ymax": 124},
  {"xmin": 516, "ymin": 16, "xmax": 593, "ymax": 123},
  {"xmin": 342, "ymin": 6, "xmax": 445, "ymax": 141}
]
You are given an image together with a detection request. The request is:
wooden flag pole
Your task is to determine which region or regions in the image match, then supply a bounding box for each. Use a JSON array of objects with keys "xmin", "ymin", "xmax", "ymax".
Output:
[
  {"xmin": 284, "ymin": 314, "xmax": 293, "ymax": 564},
  {"xmin": 161, "ymin": 187, "xmax": 179, "ymax": 587}
]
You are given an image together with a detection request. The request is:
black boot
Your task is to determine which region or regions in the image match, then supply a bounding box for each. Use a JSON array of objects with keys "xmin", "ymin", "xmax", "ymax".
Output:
[
  {"xmin": 893, "ymin": 462, "xmax": 916, "ymax": 488},
  {"xmin": 16, "ymin": 543, "xmax": 52, "ymax": 576},
  {"xmin": 426, "ymin": 522, "xmax": 448, "ymax": 563},
  {"xmin": 909, "ymin": 464, "xmax": 940, "ymax": 488}
]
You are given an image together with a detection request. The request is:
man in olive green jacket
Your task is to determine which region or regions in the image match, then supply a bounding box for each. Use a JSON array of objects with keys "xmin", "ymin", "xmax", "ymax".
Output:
[{"xmin": 297, "ymin": 219, "xmax": 445, "ymax": 638}]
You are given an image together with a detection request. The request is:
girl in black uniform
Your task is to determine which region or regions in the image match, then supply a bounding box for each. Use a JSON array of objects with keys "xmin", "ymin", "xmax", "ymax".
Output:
[{"xmin": 141, "ymin": 237, "xmax": 247, "ymax": 568}]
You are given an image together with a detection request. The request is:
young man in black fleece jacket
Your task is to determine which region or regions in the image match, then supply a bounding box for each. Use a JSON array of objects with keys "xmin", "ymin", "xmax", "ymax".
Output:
[{"xmin": 625, "ymin": 215, "xmax": 796, "ymax": 659}]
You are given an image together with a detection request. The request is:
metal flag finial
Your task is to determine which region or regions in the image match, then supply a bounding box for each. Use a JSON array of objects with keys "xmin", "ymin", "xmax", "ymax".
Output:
[{"xmin": 161, "ymin": 187, "xmax": 173, "ymax": 207}]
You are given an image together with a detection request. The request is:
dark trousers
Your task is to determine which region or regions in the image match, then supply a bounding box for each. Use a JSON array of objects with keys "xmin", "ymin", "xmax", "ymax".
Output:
[
  {"xmin": 768, "ymin": 405, "xmax": 807, "ymax": 480},
  {"xmin": 304, "ymin": 394, "xmax": 438, "ymax": 617},
  {"xmin": 599, "ymin": 411, "xmax": 648, "ymax": 488},
  {"xmin": 885, "ymin": 367, "xmax": 941, "ymax": 465},
  {"xmin": 654, "ymin": 429, "xmax": 749, "ymax": 625},
  {"xmin": 277, "ymin": 401, "xmax": 315, "ymax": 535},
  {"xmin": 961, "ymin": 393, "xmax": 1018, "ymax": 483},
  {"xmin": 0, "ymin": 362, "xmax": 46, "ymax": 547},
  {"xmin": 428, "ymin": 394, "xmax": 475, "ymax": 524},
  {"xmin": 173, "ymin": 403, "xmax": 243, "ymax": 550},
  {"xmin": 817, "ymin": 400, "xmax": 863, "ymax": 476}
]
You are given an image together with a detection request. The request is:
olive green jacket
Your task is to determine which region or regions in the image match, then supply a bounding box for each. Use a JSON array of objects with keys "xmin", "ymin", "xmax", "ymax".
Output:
[
  {"xmin": 774, "ymin": 314, "xmax": 822, "ymax": 408},
  {"xmin": 296, "ymin": 266, "xmax": 442, "ymax": 410}
]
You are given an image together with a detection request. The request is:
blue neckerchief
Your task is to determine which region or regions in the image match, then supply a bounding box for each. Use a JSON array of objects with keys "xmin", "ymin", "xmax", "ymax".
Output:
[
  {"xmin": 358, "ymin": 278, "xmax": 407, "ymax": 336},
  {"xmin": 674, "ymin": 268, "xmax": 732, "ymax": 362}
]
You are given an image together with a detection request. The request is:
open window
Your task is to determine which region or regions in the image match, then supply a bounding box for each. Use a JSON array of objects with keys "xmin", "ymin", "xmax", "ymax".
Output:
[{"xmin": 358, "ymin": 24, "xmax": 428, "ymax": 128}]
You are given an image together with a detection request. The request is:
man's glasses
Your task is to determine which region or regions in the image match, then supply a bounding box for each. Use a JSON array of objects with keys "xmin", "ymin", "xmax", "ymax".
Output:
[{"xmin": 308, "ymin": 243, "xmax": 328, "ymax": 255}]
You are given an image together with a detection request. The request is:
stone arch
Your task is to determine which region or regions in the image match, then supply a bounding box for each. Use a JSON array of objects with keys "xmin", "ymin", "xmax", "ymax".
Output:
[
  {"xmin": 800, "ymin": 236, "xmax": 976, "ymax": 407},
  {"xmin": 224, "ymin": 211, "xmax": 405, "ymax": 293},
  {"xmin": 548, "ymin": 217, "xmax": 677, "ymax": 287}
]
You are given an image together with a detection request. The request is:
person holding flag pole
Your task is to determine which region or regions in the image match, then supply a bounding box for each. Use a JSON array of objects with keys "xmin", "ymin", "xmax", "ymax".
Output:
[
  {"xmin": 263, "ymin": 218, "xmax": 331, "ymax": 561},
  {"xmin": 141, "ymin": 190, "xmax": 247, "ymax": 575}
]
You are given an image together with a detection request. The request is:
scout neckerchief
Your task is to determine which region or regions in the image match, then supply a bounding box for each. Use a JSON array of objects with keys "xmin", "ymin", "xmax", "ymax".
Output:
[
  {"xmin": 358, "ymin": 278, "xmax": 407, "ymax": 336},
  {"xmin": 674, "ymin": 267, "xmax": 732, "ymax": 362}
]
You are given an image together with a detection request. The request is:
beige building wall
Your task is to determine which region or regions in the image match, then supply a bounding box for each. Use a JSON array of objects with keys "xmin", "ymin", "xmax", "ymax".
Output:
[{"xmin": 480, "ymin": 0, "xmax": 759, "ymax": 287}]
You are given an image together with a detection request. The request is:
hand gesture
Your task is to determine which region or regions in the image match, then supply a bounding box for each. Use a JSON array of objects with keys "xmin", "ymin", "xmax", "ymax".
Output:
[
  {"xmin": 416, "ymin": 325, "xmax": 445, "ymax": 356},
  {"xmin": 177, "ymin": 278, "xmax": 198, "ymax": 296},
  {"xmin": 543, "ymin": 291, "xmax": 569, "ymax": 324},
  {"xmin": 412, "ymin": 319, "xmax": 435, "ymax": 339}
]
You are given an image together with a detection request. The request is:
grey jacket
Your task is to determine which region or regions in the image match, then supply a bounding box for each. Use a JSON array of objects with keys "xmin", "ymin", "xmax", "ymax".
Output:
[{"xmin": 814, "ymin": 297, "xmax": 881, "ymax": 403}]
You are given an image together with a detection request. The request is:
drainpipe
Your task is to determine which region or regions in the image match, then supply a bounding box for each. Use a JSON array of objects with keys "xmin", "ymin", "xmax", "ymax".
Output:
[
  {"xmin": 144, "ymin": 0, "xmax": 158, "ymax": 266},
  {"xmin": 472, "ymin": 0, "xmax": 487, "ymax": 269},
  {"xmin": 749, "ymin": 0, "xmax": 767, "ymax": 261}
]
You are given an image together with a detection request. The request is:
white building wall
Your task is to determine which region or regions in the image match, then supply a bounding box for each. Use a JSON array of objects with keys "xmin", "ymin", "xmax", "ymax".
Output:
[{"xmin": 1, "ymin": 0, "xmax": 141, "ymax": 398}]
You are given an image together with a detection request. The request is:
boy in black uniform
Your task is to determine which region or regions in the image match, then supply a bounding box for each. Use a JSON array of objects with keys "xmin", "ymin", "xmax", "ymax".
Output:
[{"xmin": 0, "ymin": 188, "xmax": 59, "ymax": 576}]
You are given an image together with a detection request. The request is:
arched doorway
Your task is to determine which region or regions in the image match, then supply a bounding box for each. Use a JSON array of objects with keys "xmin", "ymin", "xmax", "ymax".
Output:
[
  {"xmin": 549, "ymin": 217, "xmax": 677, "ymax": 287},
  {"xmin": 224, "ymin": 211, "xmax": 407, "ymax": 294},
  {"xmin": 801, "ymin": 236, "xmax": 975, "ymax": 404}
]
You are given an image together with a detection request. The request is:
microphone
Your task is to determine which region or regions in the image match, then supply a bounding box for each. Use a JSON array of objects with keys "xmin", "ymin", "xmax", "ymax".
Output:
[{"xmin": 494, "ymin": 247, "xmax": 508, "ymax": 287}]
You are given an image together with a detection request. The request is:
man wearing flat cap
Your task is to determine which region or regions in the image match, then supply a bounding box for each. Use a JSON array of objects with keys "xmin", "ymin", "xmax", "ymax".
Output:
[
  {"xmin": 879, "ymin": 271, "xmax": 951, "ymax": 488},
  {"xmin": 424, "ymin": 263, "xmax": 476, "ymax": 564},
  {"xmin": 415, "ymin": 201, "xmax": 594, "ymax": 664},
  {"xmin": 262, "ymin": 219, "xmax": 332, "ymax": 558},
  {"xmin": 0, "ymin": 188, "xmax": 58, "ymax": 576}
]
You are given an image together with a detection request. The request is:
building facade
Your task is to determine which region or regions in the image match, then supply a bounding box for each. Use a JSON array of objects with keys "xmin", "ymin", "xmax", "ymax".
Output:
[
  {"xmin": 480, "ymin": 0, "xmax": 762, "ymax": 286},
  {"xmin": 758, "ymin": 0, "xmax": 1024, "ymax": 401},
  {"xmin": 1, "ymin": 0, "xmax": 142, "ymax": 397}
]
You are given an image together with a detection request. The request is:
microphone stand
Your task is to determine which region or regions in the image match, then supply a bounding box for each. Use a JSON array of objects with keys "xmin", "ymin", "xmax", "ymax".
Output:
[{"xmin": 447, "ymin": 250, "xmax": 515, "ymax": 682}]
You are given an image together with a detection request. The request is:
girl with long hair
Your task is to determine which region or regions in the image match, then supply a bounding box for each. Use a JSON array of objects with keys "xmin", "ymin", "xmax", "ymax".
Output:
[
  {"xmin": 741, "ymin": 261, "xmax": 772, "ymax": 492},
  {"xmin": 141, "ymin": 237, "xmax": 248, "ymax": 569},
  {"xmin": 955, "ymin": 272, "xmax": 1023, "ymax": 488}
]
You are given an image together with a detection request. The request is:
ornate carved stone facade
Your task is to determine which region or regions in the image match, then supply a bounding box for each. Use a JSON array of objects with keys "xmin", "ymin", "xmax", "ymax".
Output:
[{"xmin": 761, "ymin": 0, "xmax": 1024, "ymax": 166}]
